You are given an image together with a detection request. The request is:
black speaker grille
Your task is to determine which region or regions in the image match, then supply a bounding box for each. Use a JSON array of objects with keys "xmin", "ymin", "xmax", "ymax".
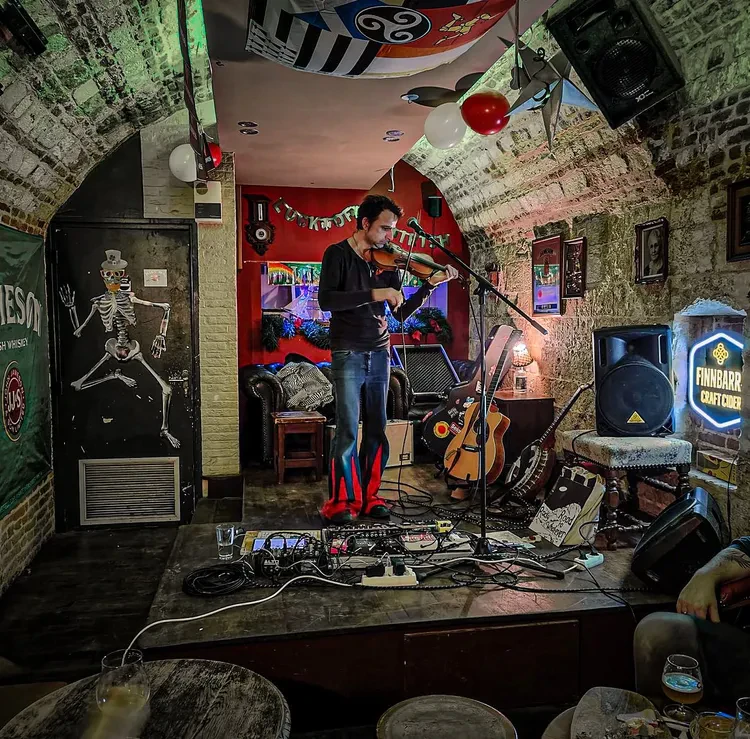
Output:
[
  {"xmin": 393, "ymin": 345, "xmax": 457, "ymax": 397},
  {"xmin": 596, "ymin": 358, "xmax": 673, "ymax": 435},
  {"xmin": 595, "ymin": 37, "xmax": 657, "ymax": 99}
]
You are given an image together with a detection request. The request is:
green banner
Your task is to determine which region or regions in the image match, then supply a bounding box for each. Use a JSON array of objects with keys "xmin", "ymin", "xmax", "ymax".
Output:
[{"xmin": 0, "ymin": 225, "xmax": 51, "ymax": 519}]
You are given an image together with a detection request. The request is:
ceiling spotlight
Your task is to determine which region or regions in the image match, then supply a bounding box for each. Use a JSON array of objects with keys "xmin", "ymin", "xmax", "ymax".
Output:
[
  {"xmin": 401, "ymin": 93, "xmax": 419, "ymax": 103},
  {"xmin": 383, "ymin": 136, "xmax": 400, "ymax": 142},
  {"xmin": 238, "ymin": 121, "xmax": 258, "ymax": 127},
  {"xmin": 385, "ymin": 129, "xmax": 404, "ymax": 137},
  {"xmin": 240, "ymin": 128, "xmax": 259, "ymax": 135}
]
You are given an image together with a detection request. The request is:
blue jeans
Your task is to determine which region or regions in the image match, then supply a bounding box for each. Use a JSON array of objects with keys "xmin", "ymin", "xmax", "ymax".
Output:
[{"xmin": 322, "ymin": 350, "xmax": 390, "ymax": 519}]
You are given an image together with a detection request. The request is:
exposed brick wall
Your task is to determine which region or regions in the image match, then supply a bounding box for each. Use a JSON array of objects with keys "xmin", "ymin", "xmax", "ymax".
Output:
[
  {"xmin": 141, "ymin": 113, "xmax": 240, "ymax": 476},
  {"xmin": 196, "ymin": 155, "xmax": 240, "ymax": 476},
  {"xmin": 405, "ymin": 0, "xmax": 750, "ymax": 533},
  {"xmin": 0, "ymin": 0, "xmax": 212, "ymax": 233},
  {"xmin": 0, "ymin": 472, "xmax": 53, "ymax": 596}
]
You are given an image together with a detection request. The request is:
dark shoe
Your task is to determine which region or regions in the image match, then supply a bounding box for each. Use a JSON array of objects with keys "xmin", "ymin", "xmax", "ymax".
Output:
[
  {"xmin": 323, "ymin": 510, "xmax": 355, "ymax": 526},
  {"xmin": 364, "ymin": 504, "xmax": 390, "ymax": 519}
]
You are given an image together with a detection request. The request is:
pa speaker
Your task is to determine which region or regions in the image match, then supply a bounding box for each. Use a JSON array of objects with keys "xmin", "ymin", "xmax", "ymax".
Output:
[
  {"xmin": 547, "ymin": 0, "xmax": 684, "ymax": 128},
  {"xmin": 593, "ymin": 325, "xmax": 674, "ymax": 436},
  {"xmin": 425, "ymin": 195, "xmax": 442, "ymax": 218},
  {"xmin": 632, "ymin": 487, "xmax": 729, "ymax": 594}
]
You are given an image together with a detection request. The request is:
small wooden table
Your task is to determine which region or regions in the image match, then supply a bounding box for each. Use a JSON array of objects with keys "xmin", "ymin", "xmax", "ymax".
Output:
[
  {"xmin": 273, "ymin": 411, "xmax": 326, "ymax": 484},
  {"xmin": 0, "ymin": 658, "xmax": 290, "ymax": 739}
]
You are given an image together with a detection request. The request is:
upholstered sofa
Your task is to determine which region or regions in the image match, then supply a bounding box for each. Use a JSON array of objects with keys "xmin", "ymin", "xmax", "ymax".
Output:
[{"xmin": 239, "ymin": 354, "xmax": 412, "ymax": 466}]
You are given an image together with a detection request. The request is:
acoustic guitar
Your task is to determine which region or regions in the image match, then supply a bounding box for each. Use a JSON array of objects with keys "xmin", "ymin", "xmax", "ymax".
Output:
[
  {"xmin": 443, "ymin": 331, "xmax": 517, "ymax": 484},
  {"xmin": 443, "ymin": 399, "xmax": 511, "ymax": 484},
  {"xmin": 491, "ymin": 381, "xmax": 593, "ymax": 504},
  {"xmin": 422, "ymin": 325, "xmax": 520, "ymax": 460}
]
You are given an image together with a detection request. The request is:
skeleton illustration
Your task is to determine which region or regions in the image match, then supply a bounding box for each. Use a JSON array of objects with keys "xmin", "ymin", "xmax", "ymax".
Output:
[{"xmin": 59, "ymin": 250, "xmax": 179, "ymax": 448}]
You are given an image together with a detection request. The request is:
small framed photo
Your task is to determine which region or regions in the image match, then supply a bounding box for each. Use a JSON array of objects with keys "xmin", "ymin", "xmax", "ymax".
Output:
[
  {"xmin": 635, "ymin": 217, "xmax": 669, "ymax": 284},
  {"xmin": 561, "ymin": 236, "xmax": 587, "ymax": 299},
  {"xmin": 727, "ymin": 178, "xmax": 750, "ymax": 262},
  {"xmin": 531, "ymin": 234, "xmax": 563, "ymax": 315}
]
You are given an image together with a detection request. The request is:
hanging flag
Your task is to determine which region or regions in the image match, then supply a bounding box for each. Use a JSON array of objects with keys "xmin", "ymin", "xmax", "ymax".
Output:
[{"xmin": 245, "ymin": 0, "xmax": 516, "ymax": 78}]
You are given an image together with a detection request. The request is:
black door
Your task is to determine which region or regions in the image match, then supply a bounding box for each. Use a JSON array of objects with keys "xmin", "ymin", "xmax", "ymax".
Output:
[{"xmin": 49, "ymin": 220, "xmax": 200, "ymax": 530}]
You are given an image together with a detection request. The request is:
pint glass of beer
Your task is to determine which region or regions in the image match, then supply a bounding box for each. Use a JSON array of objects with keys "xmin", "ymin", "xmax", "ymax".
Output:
[{"xmin": 662, "ymin": 653, "xmax": 703, "ymax": 723}]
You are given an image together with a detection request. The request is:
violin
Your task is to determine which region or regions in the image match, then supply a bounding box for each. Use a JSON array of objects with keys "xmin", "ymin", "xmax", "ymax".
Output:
[{"xmin": 366, "ymin": 241, "xmax": 448, "ymax": 280}]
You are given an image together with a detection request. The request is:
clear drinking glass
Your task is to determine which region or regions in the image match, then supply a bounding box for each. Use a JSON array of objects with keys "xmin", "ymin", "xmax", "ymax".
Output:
[
  {"xmin": 662, "ymin": 653, "xmax": 703, "ymax": 723},
  {"xmin": 96, "ymin": 649, "xmax": 151, "ymax": 718},
  {"xmin": 216, "ymin": 524, "xmax": 235, "ymax": 560},
  {"xmin": 733, "ymin": 698, "xmax": 750, "ymax": 738},
  {"xmin": 691, "ymin": 713, "xmax": 736, "ymax": 739}
]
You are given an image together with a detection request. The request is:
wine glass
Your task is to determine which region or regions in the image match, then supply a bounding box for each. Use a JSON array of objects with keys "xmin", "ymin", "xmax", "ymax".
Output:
[
  {"xmin": 733, "ymin": 697, "xmax": 750, "ymax": 738},
  {"xmin": 96, "ymin": 649, "xmax": 151, "ymax": 719},
  {"xmin": 662, "ymin": 653, "xmax": 703, "ymax": 723}
]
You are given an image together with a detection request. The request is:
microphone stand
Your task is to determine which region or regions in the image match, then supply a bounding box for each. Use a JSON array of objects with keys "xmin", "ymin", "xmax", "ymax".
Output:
[{"xmin": 409, "ymin": 220, "xmax": 548, "ymax": 555}]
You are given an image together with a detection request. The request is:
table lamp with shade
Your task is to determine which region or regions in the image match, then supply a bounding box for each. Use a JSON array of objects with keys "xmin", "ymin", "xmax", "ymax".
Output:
[{"xmin": 512, "ymin": 342, "xmax": 533, "ymax": 393}]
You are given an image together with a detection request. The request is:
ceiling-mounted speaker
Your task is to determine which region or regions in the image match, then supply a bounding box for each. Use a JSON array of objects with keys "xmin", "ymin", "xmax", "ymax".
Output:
[
  {"xmin": 593, "ymin": 325, "xmax": 674, "ymax": 436},
  {"xmin": 546, "ymin": 0, "xmax": 684, "ymax": 128}
]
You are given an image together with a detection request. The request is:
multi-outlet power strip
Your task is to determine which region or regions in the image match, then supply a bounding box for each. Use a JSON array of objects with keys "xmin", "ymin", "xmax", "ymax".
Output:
[
  {"xmin": 573, "ymin": 551, "xmax": 604, "ymax": 570},
  {"xmin": 361, "ymin": 564, "xmax": 418, "ymax": 587}
]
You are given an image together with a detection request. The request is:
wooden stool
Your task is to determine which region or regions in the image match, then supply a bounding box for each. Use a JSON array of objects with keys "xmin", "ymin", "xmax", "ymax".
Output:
[
  {"xmin": 560, "ymin": 430, "xmax": 693, "ymax": 549},
  {"xmin": 377, "ymin": 695, "xmax": 516, "ymax": 738},
  {"xmin": 272, "ymin": 411, "xmax": 326, "ymax": 484}
]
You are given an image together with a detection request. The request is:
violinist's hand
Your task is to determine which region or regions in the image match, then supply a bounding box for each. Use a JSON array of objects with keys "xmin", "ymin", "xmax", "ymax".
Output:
[
  {"xmin": 372, "ymin": 287, "xmax": 404, "ymax": 311},
  {"xmin": 428, "ymin": 264, "xmax": 459, "ymax": 286}
]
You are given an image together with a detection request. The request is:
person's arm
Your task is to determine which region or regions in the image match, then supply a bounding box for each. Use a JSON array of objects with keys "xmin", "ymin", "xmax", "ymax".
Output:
[
  {"xmin": 390, "ymin": 276, "xmax": 435, "ymax": 322},
  {"xmin": 676, "ymin": 539, "xmax": 750, "ymax": 623},
  {"xmin": 318, "ymin": 246, "xmax": 374, "ymax": 312}
]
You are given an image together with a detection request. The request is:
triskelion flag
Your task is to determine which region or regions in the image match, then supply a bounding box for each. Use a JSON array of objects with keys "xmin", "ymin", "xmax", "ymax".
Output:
[{"xmin": 245, "ymin": 0, "xmax": 516, "ymax": 78}]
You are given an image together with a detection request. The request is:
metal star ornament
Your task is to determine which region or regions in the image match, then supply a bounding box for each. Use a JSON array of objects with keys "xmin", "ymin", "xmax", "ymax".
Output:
[{"xmin": 499, "ymin": 38, "xmax": 598, "ymax": 150}]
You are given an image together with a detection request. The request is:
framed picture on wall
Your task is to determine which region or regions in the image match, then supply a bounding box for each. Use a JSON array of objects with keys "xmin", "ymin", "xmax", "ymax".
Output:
[
  {"xmin": 531, "ymin": 235, "xmax": 563, "ymax": 316},
  {"xmin": 635, "ymin": 217, "xmax": 669, "ymax": 284},
  {"xmin": 727, "ymin": 178, "xmax": 750, "ymax": 262},
  {"xmin": 561, "ymin": 236, "xmax": 587, "ymax": 299}
]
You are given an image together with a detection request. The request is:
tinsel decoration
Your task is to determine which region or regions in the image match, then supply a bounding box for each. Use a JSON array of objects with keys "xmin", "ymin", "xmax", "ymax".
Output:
[
  {"xmin": 298, "ymin": 319, "xmax": 331, "ymax": 350},
  {"xmin": 261, "ymin": 314, "xmax": 295, "ymax": 351},
  {"xmin": 262, "ymin": 308, "xmax": 452, "ymax": 351}
]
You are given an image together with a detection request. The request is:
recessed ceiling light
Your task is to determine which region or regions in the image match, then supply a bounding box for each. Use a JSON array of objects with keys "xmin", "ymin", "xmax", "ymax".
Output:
[
  {"xmin": 238, "ymin": 121, "xmax": 258, "ymax": 127},
  {"xmin": 386, "ymin": 129, "xmax": 404, "ymax": 137},
  {"xmin": 383, "ymin": 136, "xmax": 400, "ymax": 142},
  {"xmin": 240, "ymin": 128, "xmax": 259, "ymax": 135},
  {"xmin": 401, "ymin": 93, "xmax": 419, "ymax": 103}
]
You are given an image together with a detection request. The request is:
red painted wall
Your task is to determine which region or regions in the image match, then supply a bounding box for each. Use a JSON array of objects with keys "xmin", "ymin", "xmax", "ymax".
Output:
[{"xmin": 237, "ymin": 161, "xmax": 470, "ymax": 367}]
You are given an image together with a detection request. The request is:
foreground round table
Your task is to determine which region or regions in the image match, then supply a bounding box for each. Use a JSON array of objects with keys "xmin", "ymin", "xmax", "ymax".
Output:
[
  {"xmin": 377, "ymin": 695, "xmax": 516, "ymax": 738},
  {"xmin": 0, "ymin": 658, "xmax": 291, "ymax": 739}
]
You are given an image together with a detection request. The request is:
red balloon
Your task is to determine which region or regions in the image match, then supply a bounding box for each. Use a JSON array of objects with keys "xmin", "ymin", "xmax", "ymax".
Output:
[
  {"xmin": 208, "ymin": 142, "xmax": 222, "ymax": 168},
  {"xmin": 461, "ymin": 91, "xmax": 510, "ymax": 136}
]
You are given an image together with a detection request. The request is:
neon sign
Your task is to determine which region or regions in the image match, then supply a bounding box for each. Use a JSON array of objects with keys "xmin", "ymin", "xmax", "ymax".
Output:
[{"xmin": 688, "ymin": 331, "xmax": 743, "ymax": 429}]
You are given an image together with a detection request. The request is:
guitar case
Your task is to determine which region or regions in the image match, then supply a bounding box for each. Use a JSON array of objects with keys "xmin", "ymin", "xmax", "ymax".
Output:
[{"xmin": 421, "ymin": 325, "xmax": 519, "ymax": 460}]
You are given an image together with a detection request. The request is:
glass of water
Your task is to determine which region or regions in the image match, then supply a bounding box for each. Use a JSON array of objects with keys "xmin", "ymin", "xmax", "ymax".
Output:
[
  {"xmin": 216, "ymin": 524, "xmax": 235, "ymax": 560},
  {"xmin": 733, "ymin": 698, "xmax": 750, "ymax": 738},
  {"xmin": 97, "ymin": 649, "xmax": 150, "ymax": 717}
]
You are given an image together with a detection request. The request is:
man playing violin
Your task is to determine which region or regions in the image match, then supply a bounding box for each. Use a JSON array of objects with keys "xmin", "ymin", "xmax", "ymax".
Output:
[{"xmin": 318, "ymin": 194, "xmax": 458, "ymax": 524}]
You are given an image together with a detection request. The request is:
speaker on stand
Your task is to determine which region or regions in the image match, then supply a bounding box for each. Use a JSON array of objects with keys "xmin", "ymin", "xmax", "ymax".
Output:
[
  {"xmin": 547, "ymin": 0, "xmax": 684, "ymax": 128},
  {"xmin": 593, "ymin": 325, "xmax": 674, "ymax": 436}
]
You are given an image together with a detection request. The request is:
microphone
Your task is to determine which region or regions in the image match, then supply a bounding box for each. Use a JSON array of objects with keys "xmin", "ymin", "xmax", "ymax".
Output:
[{"xmin": 407, "ymin": 216, "xmax": 423, "ymax": 233}]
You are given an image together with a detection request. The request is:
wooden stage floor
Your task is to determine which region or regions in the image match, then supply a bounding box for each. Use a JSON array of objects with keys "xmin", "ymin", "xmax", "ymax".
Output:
[{"xmin": 141, "ymin": 465, "xmax": 675, "ymax": 733}]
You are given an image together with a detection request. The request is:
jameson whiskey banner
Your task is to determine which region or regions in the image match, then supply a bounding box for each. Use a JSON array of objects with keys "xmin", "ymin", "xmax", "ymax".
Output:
[{"xmin": 0, "ymin": 225, "xmax": 51, "ymax": 519}]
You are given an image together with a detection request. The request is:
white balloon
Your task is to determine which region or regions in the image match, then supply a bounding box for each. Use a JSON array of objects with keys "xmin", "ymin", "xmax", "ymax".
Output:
[
  {"xmin": 168, "ymin": 144, "xmax": 197, "ymax": 182},
  {"xmin": 424, "ymin": 103, "xmax": 467, "ymax": 150}
]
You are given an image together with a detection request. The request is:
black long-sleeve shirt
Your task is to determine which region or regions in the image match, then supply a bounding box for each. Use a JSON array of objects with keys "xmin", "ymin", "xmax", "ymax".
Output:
[{"xmin": 319, "ymin": 239, "xmax": 436, "ymax": 351}]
